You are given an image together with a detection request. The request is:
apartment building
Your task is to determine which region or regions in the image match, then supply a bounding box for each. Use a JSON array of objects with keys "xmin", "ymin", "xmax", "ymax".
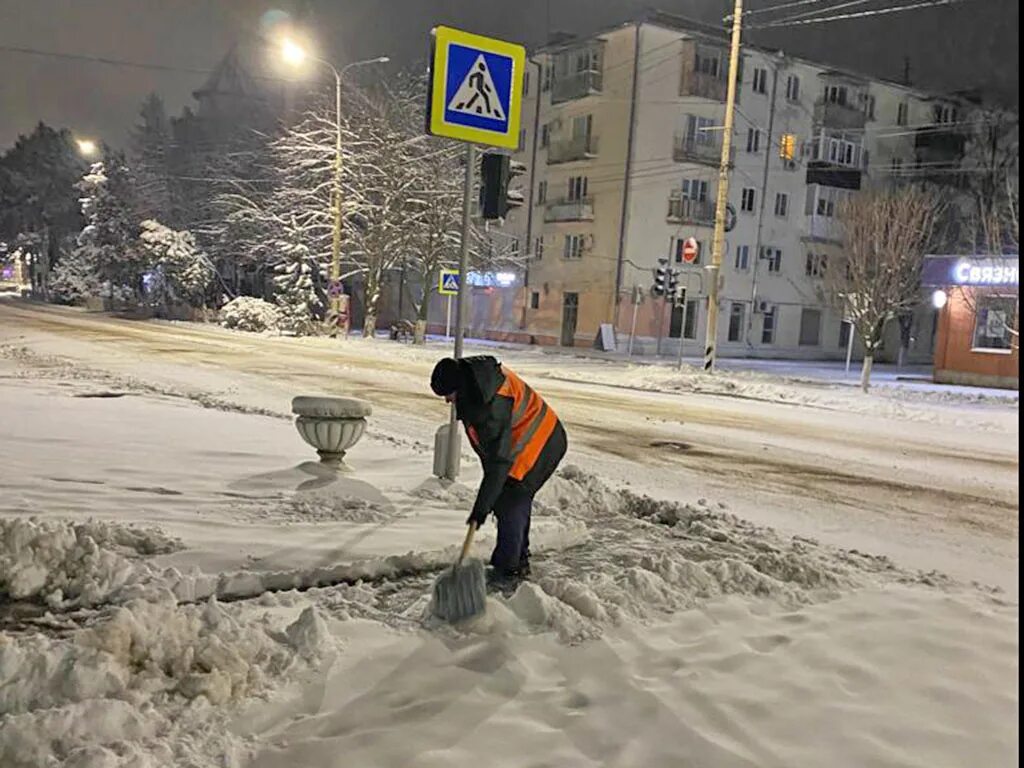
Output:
[{"xmin": 491, "ymin": 13, "xmax": 989, "ymax": 361}]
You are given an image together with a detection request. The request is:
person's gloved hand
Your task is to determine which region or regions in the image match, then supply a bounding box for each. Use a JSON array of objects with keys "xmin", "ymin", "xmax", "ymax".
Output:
[{"xmin": 466, "ymin": 509, "xmax": 488, "ymax": 528}]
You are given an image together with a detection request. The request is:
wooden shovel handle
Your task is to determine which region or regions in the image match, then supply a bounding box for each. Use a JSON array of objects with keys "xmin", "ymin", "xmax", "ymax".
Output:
[{"xmin": 456, "ymin": 522, "xmax": 477, "ymax": 566}]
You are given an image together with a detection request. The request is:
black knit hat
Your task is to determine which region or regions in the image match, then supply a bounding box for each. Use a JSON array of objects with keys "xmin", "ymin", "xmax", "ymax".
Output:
[{"xmin": 430, "ymin": 357, "xmax": 462, "ymax": 396}]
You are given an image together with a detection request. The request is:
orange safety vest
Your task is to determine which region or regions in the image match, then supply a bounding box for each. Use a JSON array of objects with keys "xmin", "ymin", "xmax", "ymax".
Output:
[{"xmin": 468, "ymin": 366, "xmax": 559, "ymax": 481}]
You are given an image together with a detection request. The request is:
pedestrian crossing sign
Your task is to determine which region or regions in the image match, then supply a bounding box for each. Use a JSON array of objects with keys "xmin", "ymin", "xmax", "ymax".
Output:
[
  {"xmin": 427, "ymin": 26, "xmax": 525, "ymax": 149},
  {"xmin": 438, "ymin": 269, "xmax": 460, "ymax": 295}
]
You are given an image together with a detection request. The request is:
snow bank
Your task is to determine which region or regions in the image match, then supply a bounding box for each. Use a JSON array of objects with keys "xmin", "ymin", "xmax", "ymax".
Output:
[
  {"xmin": 0, "ymin": 518, "xmax": 180, "ymax": 608},
  {"xmin": 0, "ymin": 596, "xmax": 334, "ymax": 767}
]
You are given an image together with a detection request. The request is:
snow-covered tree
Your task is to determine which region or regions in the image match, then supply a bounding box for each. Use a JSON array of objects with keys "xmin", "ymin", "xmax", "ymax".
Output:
[
  {"xmin": 72, "ymin": 156, "xmax": 145, "ymax": 302},
  {"xmin": 137, "ymin": 219, "xmax": 214, "ymax": 311},
  {"xmin": 272, "ymin": 217, "xmax": 322, "ymax": 335}
]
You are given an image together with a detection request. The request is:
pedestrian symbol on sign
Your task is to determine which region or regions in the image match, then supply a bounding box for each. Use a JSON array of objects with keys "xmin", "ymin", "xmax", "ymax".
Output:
[
  {"xmin": 438, "ymin": 269, "xmax": 460, "ymax": 295},
  {"xmin": 447, "ymin": 56, "xmax": 506, "ymax": 120}
]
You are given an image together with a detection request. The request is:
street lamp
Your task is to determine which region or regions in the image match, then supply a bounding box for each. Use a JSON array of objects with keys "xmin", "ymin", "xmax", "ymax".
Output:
[
  {"xmin": 280, "ymin": 39, "xmax": 389, "ymax": 335},
  {"xmin": 76, "ymin": 139, "xmax": 98, "ymax": 158}
]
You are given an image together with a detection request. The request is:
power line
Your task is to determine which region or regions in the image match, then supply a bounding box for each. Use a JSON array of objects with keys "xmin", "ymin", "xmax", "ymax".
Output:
[
  {"xmin": 749, "ymin": 0, "xmax": 979, "ymax": 29},
  {"xmin": 730, "ymin": 0, "xmax": 860, "ymax": 19}
]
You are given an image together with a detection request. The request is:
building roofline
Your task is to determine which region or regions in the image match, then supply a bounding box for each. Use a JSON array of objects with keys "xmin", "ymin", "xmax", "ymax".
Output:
[{"xmin": 533, "ymin": 10, "xmax": 978, "ymax": 105}]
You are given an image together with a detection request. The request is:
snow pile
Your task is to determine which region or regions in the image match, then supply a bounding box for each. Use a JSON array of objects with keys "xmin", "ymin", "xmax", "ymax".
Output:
[
  {"xmin": 0, "ymin": 597, "xmax": 334, "ymax": 767},
  {"xmin": 0, "ymin": 518, "xmax": 180, "ymax": 608},
  {"xmin": 473, "ymin": 466, "xmax": 950, "ymax": 643},
  {"xmin": 219, "ymin": 296, "xmax": 281, "ymax": 333}
]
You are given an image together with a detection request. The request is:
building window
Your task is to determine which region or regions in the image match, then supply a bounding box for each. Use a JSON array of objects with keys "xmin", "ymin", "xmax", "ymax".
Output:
[
  {"xmin": 728, "ymin": 302, "xmax": 746, "ymax": 342},
  {"xmin": 523, "ymin": 71, "xmax": 530, "ymax": 95},
  {"xmin": 741, "ymin": 187, "xmax": 756, "ymax": 212},
  {"xmin": 537, "ymin": 180, "xmax": 547, "ymax": 204},
  {"xmin": 762, "ymin": 306, "xmax": 777, "ymax": 344},
  {"xmin": 567, "ymin": 176, "xmax": 588, "ymax": 201},
  {"xmin": 682, "ymin": 178, "xmax": 709, "ymax": 202},
  {"xmin": 530, "ymin": 291, "xmax": 540, "ymax": 310},
  {"xmin": 861, "ymin": 94, "xmax": 876, "ymax": 120},
  {"xmin": 890, "ymin": 157, "xmax": 904, "ymax": 175},
  {"xmin": 518, "ymin": 128, "xmax": 526, "ymax": 151},
  {"xmin": 973, "ymin": 295, "xmax": 1017, "ymax": 350},
  {"xmin": 761, "ymin": 246, "xmax": 782, "ymax": 273},
  {"xmin": 695, "ymin": 49, "xmax": 721, "ymax": 77},
  {"xmin": 752, "ymin": 67, "xmax": 768, "ymax": 94},
  {"xmin": 563, "ymin": 234, "xmax": 584, "ymax": 260},
  {"xmin": 746, "ymin": 128, "xmax": 761, "ymax": 153},
  {"xmin": 542, "ymin": 64, "xmax": 552, "ymax": 92},
  {"xmin": 785, "ymin": 75, "xmax": 800, "ymax": 101},
  {"xmin": 774, "ymin": 192, "xmax": 789, "ymax": 218},
  {"xmin": 735, "ymin": 244, "xmax": 750, "ymax": 271},
  {"xmin": 897, "ymin": 101, "xmax": 909, "ymax": 126},
  {"xmin": 684, "ymin": 299, "xmax": 699, "ymax": 339},
  {"xmin": 933, "ymin": 104, "xmax": 958, "ymax": 124},
  {"xmin": 824, "ymin": 84, "xmax": 848, "ymax": 106},
  {"xmin": 799, "ymin": 308, "xmax": 822, "ymax": 346},
  {"xmin": 510, "ymin": 238, "xmax": 520, "ymax": 257},
  {"xmin": 534, "ymin": 236, "xmax": 544, "ymax": 260},
  {"xmin": 540, "ymin": 124, "xmax": 550, "ymax": 148},
  {"xmin": 805, "ymin": 252, "xmax": 827, "ymax": 278},
  {"xmin": 839, "ymin": 320, "xmax": 852, "ymax": 349}
]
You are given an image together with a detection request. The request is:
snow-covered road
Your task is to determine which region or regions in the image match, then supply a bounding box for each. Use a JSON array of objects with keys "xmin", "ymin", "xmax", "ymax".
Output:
[{"xmin": 0, "ymin": 299, "xmax": 1017, "ymax": 590}]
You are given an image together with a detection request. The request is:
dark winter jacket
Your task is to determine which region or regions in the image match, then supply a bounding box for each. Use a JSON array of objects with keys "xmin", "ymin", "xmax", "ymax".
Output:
[{"xmin": 454, "ymin": 356, "xmax": 567, "ymax": 525}]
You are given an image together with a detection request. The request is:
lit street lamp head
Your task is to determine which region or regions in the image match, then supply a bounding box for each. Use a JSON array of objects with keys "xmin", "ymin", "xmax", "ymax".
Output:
[
  {"xmin": 76, "ymin": 139, "xmax": 98, "ymax": 157},
  {"xmin": 280, "ymin": 38, "xmax": 307, "ymax": 67}
]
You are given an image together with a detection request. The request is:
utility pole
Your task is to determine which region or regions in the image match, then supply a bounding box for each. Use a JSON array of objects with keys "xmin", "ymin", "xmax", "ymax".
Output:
[{"xmin": 703, "ymin": 0, "xmax": 743, "ymax": 372}]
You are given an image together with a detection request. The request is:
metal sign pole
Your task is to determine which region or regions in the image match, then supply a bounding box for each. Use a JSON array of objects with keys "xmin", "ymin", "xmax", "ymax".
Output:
[
  {"xmin": 445, "ymin": 295, "xmax": 452, "ymax": 339},
  {"xmin": 676, "ymin": 298, "xmax": 688, "ymax": 370},
  {"xmin": 444, "ymin": 142, "xmax": 476, "ymax": 480}
]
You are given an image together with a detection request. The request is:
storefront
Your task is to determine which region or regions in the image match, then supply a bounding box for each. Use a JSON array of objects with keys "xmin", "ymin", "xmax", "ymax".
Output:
[{"xmin": 923, "ymin": 255, "xmax": 1019, "ymax": 389}]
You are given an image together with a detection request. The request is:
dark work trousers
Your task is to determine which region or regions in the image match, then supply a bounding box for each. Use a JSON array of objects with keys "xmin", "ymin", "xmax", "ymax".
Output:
[{"xmin": 490, "ymin": 485, "xmax": 533, "ymax": 575}]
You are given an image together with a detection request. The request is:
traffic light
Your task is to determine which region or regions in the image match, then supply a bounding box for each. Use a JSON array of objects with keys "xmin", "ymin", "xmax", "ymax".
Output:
[
  {"xmin": 779, "ymin": 133, "xmax": 796, "ymax": 161},
  {"xmin": 653, "ymin": 259, "xmax": 668, "ymax": 297},
  {"xmin": 480, "ymin": 153, "xmax": 526, "ymax": 220},
  {"xmin": 667, "ymin": 269, "xmax": 679, "ymax": 300}
]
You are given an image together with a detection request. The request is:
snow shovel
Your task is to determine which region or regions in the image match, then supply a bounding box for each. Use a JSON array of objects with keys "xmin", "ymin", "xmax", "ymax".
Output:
[{"xmin": 431, "ymin": 522, "xmax": 486, "ymax": 622}]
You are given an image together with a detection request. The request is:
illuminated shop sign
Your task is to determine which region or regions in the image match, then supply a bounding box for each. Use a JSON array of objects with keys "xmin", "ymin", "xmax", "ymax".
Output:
[
  {"xmin": 921, "ymin": 256, "xmax": 1020, "ymax": 288},
  {"xmin": 952, "ymin": 260, "xmax": 1019, "ymax": 286}
]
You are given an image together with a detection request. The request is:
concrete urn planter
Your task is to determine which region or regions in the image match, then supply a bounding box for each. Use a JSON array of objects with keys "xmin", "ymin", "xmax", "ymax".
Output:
[{"xmin": 291, "ymin": 396, "xmax": 372, "ymax": 468}]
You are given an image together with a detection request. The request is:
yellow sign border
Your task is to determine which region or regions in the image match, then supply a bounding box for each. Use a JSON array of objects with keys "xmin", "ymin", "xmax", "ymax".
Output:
[
  {"xmin": 428, "ymin": 26, "xmax": 525, "ymax": 149},
  {"xmin": 438, "ymin": 268, "xmax": 460, "ymax": 296}
]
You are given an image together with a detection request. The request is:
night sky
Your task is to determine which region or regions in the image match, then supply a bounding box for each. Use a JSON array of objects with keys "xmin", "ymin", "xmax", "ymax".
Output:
[{"xmin": 0, "ymin": 0, "xmax": 1018, "ymax": 150}]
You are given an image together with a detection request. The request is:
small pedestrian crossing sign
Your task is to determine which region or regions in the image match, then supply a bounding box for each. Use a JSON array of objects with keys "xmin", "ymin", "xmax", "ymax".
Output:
[
  {"xmin": 438, "ymin": 269, "xmax": 460, "ymax": 295},
  {"xmin": 428, "ymin": 26, "xmax": 525, "ymax": 149}
]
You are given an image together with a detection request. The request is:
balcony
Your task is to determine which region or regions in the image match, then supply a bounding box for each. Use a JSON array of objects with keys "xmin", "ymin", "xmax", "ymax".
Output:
[
  {"xmin": 552, "ymin": 69, "xmax": 603, "ymax": 104},
  {"xmin": 544, "ymin": 197, "xmax": 595, "ymax": 222},
  {"xmin": 813, "ymin": 100, "xmax": 867, "ymax": 131},
  {"xmin": 673, "ymin": 133, "xmax": 728, "ymax": 166},
  {"xmin": 915, "ymin": 127, "xmax": 967, "ymax": 163},
  {"xmin": 680, "ymin": 71, "xmax": 727, "ymax": 101},
  {"xmin": 803, "ymin": 215, "xmax": 843, "ymax": 244},
  {"xmin": 547, "ymin": 135, "xmax": 599, "ymax": 164},
  {"xmin": 667, "ymin": 193, "xmax": 715, "ymax": 226}
]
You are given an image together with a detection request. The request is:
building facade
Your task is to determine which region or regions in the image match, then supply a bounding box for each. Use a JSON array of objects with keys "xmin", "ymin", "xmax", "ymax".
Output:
[{"xmin": 490, "ymin": 14, "xmax": 998, "ymax": 362}]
